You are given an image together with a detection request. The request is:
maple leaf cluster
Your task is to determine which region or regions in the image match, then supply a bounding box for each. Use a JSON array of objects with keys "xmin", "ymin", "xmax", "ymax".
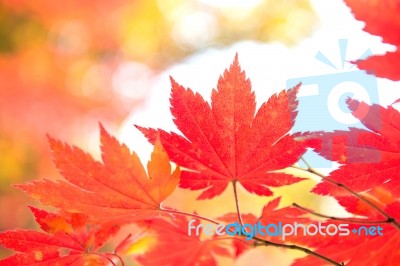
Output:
[
  {"xmin": 1, "ymin": 4, "xmax": 400, "ymax": 263},
  {"xmin": 2, "ymin": 52, "xmax": 399, "ymax": 265}
]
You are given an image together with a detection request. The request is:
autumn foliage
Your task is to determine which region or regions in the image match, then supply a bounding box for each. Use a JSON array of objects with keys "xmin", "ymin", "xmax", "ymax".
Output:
[
  {"xmin": 0, "ymin": 0, "xmax": 400, "ymax": 266},
  {"xmin": 2, "ymin": 3, "xmax": 400, "ymax": 264},
  {"xmin": 1, "ymin": 52, "xmax": 399, "ymax": 265}
]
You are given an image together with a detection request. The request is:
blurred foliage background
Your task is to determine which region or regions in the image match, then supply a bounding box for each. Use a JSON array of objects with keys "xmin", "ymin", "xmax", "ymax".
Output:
[{"xmin": 0, "ymin": 0, "xmax": 317, "ymax": 264}]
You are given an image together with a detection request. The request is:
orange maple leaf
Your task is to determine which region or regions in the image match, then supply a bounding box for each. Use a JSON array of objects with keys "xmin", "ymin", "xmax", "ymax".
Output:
[{"xmin": 17, "ymin": 124, "xmax": 180, "ymax": 223}]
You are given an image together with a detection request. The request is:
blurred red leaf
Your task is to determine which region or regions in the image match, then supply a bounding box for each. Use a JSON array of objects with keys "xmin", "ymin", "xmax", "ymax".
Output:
[
  {"xmin": 136, "ymin": 215, "xmax": 231, "ymax": 266},
  {"xmin": 0, "ymin": 207, "xmax": 120, "ymax": 266}
]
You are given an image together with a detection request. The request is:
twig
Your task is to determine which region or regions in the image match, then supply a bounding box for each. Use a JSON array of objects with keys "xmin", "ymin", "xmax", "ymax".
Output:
[
  {"xmin": 110, "ymin": 253, "xmax": 125, "ymax": 266},
  {"xmin": 293, "ymin": 203, "xmax": 389, "ymax": 224},
  {"xmin": 232, "ymin": 180, "xmax": 244, "ymax": 226},
  {"xmin": 292, "ymin": 157, "xmax": 400, "ymax": 230},
  {"xmin": 161, "ymin": 206, "xmax": 343, "ymax": 266},
  {"xmin": 97, "ymin": 253, "xmax": 118, "ymax": 266},
  {"xmin": 252, "ymin": 236, "xmax": 344, "ymax": 266}
]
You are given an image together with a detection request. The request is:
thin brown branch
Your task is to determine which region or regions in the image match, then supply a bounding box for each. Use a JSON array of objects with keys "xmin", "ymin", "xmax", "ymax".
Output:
[
  {"xmin": 114, "ymin": 234, "xmax": 133, "ymax": 255},
  {"xmin": 252, "ymin": 236, "xmax": 344, "ymax": 266},
  {"xmin": 161, "ymin": 197, "xmax": 343, "ymax": 266},
  {"xmin": 232, "ymin": 180, "xmax": 244, "ymax": 226},
  {"xmin": 292, "ymin": 157, "xmax": 400, "ymax": 230},
  {"xmin": 97, "ymin": 253, "xmax": 118, "ymax": 266},
  {"xmin": 110, "ymin": 253, "xmax": 125, "ymax": 266}
]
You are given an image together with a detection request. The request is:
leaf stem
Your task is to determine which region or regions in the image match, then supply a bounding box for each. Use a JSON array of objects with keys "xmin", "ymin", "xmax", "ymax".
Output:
[
  {"xmin": 232, "ymin": 180, "xmax": 244, "ymax": 226},
  {"xmin": 209, "ymin": 234, "xmax": 338, "ymax": 265},
  {"xmin": 293, "ymin": 203, "xmax": 389, "ymax": 224},
  {"xmin": 292, "ymin": 157, "xmax": 400, "ymax": 230},
  {"xmin": 97, "ymin": 253, "xmax": 118, "ymax": 266},
  {"xmin": 110, "ymin": 253, "xmax": 125, "ymax": 266}
]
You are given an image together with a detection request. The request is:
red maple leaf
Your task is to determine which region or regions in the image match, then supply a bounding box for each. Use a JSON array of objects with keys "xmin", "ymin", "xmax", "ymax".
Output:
[
  {"xmin": 298, "ymin": 99, "xmax": 400, "ymax": 196},
  {"xmin": 17, "ymin": 124, "xmax": 180, "ymax": 223},
  {"xmin": 259, "ymin": 197, "xmax": 311, "ymax": 226},
  {"xmin": 257, "ymin": 197, "xmax": 314, "ymax": 243},
  {"xmin": 138, "ymin": 55, "xmax": 306, "ymax": 199},
  {"xmin": 345, "ymin": 0, "xmax": 400, "ymax": 80},
  {"xmin": 0, "ymin": 207, "xmax": 120, "ymax": 265},
  {"xmin": 295, "ymin": 98, "xmax": 400, "ymax": 265},
  {"xmin": 135, "ymin": 216, "xmax": 231, "ymax": 266}
]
